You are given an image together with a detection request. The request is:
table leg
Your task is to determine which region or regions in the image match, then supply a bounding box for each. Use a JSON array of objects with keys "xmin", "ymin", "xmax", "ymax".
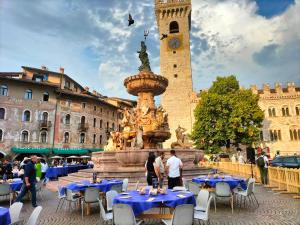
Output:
[{"xmin": 86, "ymin": 203, "xmax": 90, "ymax": 215}]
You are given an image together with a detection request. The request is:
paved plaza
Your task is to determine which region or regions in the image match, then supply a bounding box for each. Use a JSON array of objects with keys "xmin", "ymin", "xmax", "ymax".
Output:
[{"xmin": 1, "ymin": 183, "xmax": 299, "ymax": 225}]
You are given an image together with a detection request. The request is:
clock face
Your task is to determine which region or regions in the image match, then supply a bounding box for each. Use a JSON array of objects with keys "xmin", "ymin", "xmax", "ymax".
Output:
[{"xmin": 168, "ymin": 37, "xmax": 181, "ymax": 49}]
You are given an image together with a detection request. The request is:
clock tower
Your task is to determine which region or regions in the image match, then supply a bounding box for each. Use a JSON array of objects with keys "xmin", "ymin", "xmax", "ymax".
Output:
[{"xmin": 155, "ymin": 0, "xmax": 194, "ymax": 147}]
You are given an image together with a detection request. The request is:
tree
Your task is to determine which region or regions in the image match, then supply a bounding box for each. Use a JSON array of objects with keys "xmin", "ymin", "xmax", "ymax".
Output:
[{"xmin": 191, "ymin": 76, "xmax": 264, "ymax": 153}]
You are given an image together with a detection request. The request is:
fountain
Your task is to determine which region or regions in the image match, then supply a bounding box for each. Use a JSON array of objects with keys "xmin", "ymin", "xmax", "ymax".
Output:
[{"xmin": 59, "ymin": 41, "xmax": 209, "ymax": 186}]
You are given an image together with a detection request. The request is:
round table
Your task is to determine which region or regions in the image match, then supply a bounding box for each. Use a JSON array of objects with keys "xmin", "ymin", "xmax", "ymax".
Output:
[
  {"xmin": 113, "ymin": 189, "xmax": 196, "ymax": 216},
  {"xmin": 0, "ymin": 207, "xmax": 11, "ymax": 225},
  {"xmin": 63, "ymin": 179, "xmax": 123, "ymax": 193},
  {"xmin": 192, "ymin": 175, "xmax": 247, "ymax": 190}
]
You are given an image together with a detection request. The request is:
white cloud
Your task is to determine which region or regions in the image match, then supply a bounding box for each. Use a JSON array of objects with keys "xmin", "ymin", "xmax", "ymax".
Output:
[{"xmin": 191, "ymin": 0, "xmax": 300, "ymax": 90}]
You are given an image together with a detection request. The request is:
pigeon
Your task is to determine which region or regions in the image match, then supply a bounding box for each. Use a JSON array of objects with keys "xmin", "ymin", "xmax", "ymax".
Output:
[
  {"xmin": 128, "ymin": 14, "xmax": 134, "ymax": 26},
  {"xmin": 160, "ymin": 33, "xmax": 168, "ymax": 40}
]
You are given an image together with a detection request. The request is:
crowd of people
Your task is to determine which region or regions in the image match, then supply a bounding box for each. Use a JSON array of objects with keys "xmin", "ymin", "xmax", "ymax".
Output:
[{"xmin": 145, "ymin": 149, "xmax": 183, "ymax": 189}]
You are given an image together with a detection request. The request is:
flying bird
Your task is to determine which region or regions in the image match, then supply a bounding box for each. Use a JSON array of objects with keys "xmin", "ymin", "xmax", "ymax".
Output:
[
  {"xmin": 128, "ymin": 14, "xmax": 134, "ymax": 26},
  {"xmin": 160, "ymin": 34, "xmax": 168, "ymax": 40}
]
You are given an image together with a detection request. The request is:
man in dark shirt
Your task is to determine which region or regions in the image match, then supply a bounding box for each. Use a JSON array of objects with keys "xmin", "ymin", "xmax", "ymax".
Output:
[{"xmin": 16, "ymin": 155, "xmax": 38, "ymax": 207}]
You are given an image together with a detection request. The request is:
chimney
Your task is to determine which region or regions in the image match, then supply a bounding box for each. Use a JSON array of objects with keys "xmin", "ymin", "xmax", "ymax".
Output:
[
  {"xmin": 275, "ymin": 82, "xmax": 282, "ymax": 94},
  {"xmin": 59, "ymin": 67, "xmax": 65, "ymax": 74},
  {"xmin": 41, "ymin": 65, "xmax": 47, "ymax": 70},
  {"xmin": 84, "ymin": 86, "xmax": 89, "ymax": 92},
  {"xmin": 250, "ymin": 85, "xmax": 258, "ymax": 94}
]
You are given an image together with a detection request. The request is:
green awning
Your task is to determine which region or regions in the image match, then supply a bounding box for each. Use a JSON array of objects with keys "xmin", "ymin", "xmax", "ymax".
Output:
[
  {"xmin": 52, "ymin": 148, "xmax": 89, "ymax": 155},
  {"xmin": 12, "ymin": 147, "xmax": 51, "ymax": 154},
  {"xmin": 89, "ymin": 148, "xmax": 104, "ymax": 152}
]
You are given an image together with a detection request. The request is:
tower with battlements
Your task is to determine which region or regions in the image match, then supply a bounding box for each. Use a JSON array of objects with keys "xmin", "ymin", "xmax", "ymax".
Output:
[{"xmin": 155, "ymin": 0, "xmax": 194, "ymax": 147}]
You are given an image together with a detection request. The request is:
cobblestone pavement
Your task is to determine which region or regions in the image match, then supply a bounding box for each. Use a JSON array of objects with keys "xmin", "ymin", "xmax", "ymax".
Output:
[{"xmin": 1, "ymin": 183, "xmax": 299, "ymax": 225}]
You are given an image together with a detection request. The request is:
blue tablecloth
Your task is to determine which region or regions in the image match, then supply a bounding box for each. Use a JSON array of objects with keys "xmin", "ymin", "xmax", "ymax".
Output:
[
  {"xmin": 113, "ymin": 190, "xmax": 196, "ymax": 216},
  {"xmin": 46, "ymin": 165, "xmax": 90, "ymax": 179},
  {"xmin": 192, "ymin": 175, "xmax": 247, "ymax": 190},
  {"xmin": 63, "ymin": 179, "xmax": 123, "ymax": 194},
  {"xmin": 9, "ymin": 179, "xmax": 23, "ymax": 191},
  {"xmin": 0, "ymin": 207, "xmax": 11, "ymax": 225}
]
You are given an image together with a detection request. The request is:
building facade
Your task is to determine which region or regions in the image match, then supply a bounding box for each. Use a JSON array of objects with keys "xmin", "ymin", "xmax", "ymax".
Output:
[
  {"xmin": 0, "ymin": 66, "xmax": 133, "ymax": 158},
  {"xmin": 252, "ymin": 83, "xmax": 300, "ymax": 156},
  {"xmin": 155, "ymin": 0, "xmax": 194, "ymax": 147}
]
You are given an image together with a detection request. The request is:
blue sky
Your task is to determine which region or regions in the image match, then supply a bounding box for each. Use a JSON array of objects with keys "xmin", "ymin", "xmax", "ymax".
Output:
[{"xmin": 0, "ymin": 0, "xmax": 299, "ymax": 100}]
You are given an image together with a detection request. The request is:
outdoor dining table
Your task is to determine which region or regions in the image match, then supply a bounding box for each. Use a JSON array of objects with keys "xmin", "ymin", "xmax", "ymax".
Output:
[
  {"xmin": 192, "ymin": 175, "xmax": 247, "ymax": 190},
  {"xmin": 63, "ymin": 179, "xmax": 123, "ymax": 215},
  {"xmin": 9, "ymin": 178, "xmax": 23, "ymax": 192},
  {"xmin": 113, "ymin": 189, "xmax": 196, "ymax": 219},
  {"xmin": 0, "ymin": 207, "xmax": 11, "ymax": 225}
]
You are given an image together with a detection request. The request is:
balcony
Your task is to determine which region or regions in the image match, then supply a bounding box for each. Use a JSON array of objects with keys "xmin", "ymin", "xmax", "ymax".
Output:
[
  {"xmin": 39, "ymin": 120, "xmax": 52, "ymax": 130},
  {"xmin": 78, "ymin": 123, "xmax": 89, "ymax": 131}
]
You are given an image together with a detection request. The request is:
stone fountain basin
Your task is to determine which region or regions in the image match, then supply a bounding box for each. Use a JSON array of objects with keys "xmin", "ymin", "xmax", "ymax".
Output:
[
  {"xmin": 115, "ymin": 150, "xmax": 149, "ymax": 167},
  {"xmin": 124, "ymin": 71, "xmax": 168, "ymax": 96}
]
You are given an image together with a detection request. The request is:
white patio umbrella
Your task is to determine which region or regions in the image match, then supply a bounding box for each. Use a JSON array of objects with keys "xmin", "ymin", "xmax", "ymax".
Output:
[
  {"xmin": 80, "ymin": 155, "xmax": 91, "ymax": 158},
  {"xmin": 67, "ymin": 155, "xmax": 80, "ymax": 158},
  {"xmin": 50, "ymin": 156, "xmax": 63, "ymax": 159}
]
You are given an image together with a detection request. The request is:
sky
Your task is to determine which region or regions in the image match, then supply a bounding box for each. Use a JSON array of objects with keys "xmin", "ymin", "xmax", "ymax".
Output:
[{"xmin": 0, "ymin": 0, "xmax": 299, "ymax": 100}]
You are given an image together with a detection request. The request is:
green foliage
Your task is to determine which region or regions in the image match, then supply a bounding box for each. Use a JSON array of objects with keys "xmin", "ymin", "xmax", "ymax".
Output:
[{"xmin": 191, "ymin": 76, "xmax": 264, "ymax": 153}]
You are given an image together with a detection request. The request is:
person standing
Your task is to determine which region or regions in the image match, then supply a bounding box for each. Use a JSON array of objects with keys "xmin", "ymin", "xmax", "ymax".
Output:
[
  {"xmin": 16, "ymin": 155, "xmax": 38, "ymax": 207},
  {"xmin": 146, "ymin": 152, "xmax": 157, "ymax": 186},
  {"xmin": 166, "ymin": 150, "xmax": 183, "ymax": 189},
  {"xmin": 35, "ymin": 158, "xmax": 42, "ymax": 180},
  {"xmin": 155, "ymin": 152, "xmax": 165, "ymax": 188},
  {"xmin": 256, "ymin": 152, "xmax": 269, "ymax": 184},
  {"xmin": 41, "ymin": 159, "xmax": 48, "ymax": 180}
]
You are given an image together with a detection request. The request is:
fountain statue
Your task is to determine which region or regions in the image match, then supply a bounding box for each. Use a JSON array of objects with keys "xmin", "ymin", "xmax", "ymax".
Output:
[{"xmin": 105, "ymin": 41, "xmax": 171, "ymax": 150}]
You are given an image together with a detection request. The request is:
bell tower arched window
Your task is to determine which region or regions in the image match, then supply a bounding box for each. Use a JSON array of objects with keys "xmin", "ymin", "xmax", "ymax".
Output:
[{"xmin": 169, "ymin": 21, "xmax": 179, "ymax": 33}]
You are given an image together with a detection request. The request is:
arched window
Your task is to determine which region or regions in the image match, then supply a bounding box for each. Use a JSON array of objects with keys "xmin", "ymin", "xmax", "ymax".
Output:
[
  {"xmin": 112, "ymin": 123, "xmax": 115, "ymax": 130},
  {"xmin": 64, "ymin": 132, "xmax": 70, "ymax": 143},
  {"xmin": 80, "ymin": 133, "xmax": 85, "ymax": 143},
  {"xmin": 40, "ymin": 131, "xmax": 47, "ymax": 143},
  {"xmin": 0, "ymin": 108, "xmax": 5, "ymax": 119},
  {"xmin": 93, "ymin": 134, "xmax": 96, "ymax": 144},
  {"xmin": 65, "ymin": 114, "xmax": 70, "ymax": 124},
  {"xmin": 293, "ymin": 130, "xmax": 298, "ymax": 140},
  {"xmin": 81, "ymin": 116, "xmax": 86, "ymax": 124},
  {"xmin": 282, "ymin": 106, "xmax": 289, "ymax": 117},
  {"xmin": 296, "ymin": 106, "xmax": 300, "ymax": 116},
  {"xmin": 169, "ymin": 21, "xmax": 179, "ymax": 33},
  {"xmin": 99, "ymin": 135, "xmax": 102, "ymax": 144},
  {"xmin": 42, "ymin": 112, "xmax": 48, "ymax": 122},
  {"xmin": 269, "ymin": 129, "xmax": 281, "ymax": 141},
  {"xmin": 290, "ymin": 130, "xmax": 294, "ymax": 141},
  {"xmin": 0, "ymin": 85, "xmax": 8, "ymax": 96},
  {"xmin": 21, "ymin": 130, "xmax": 29, "ymax": 142},
  {"xmin": 0, "ymin": 129, "xmax": 3, "ymax": 141},
  {"xmin": 290, "ymin": 128, "xmax": 300, "ymax": 141},
  {"xmin": 106, "ymin": 122, "xmax": 109, "ymax": 129},
  {"xmin": 43, "ymin": 92, "xmax": 49, "ymax": 101},
  {"xmin": 23, "ymin": 110, "xmax": 31, "ymax": 122},
  {"xmin": 93, "ymin": 118, "xmax": 96, "ymax": 128},
  {"xmin": 24, "ymin": 89, "xmax": 32, "ymax": 99},
  {"xmin": 268, "ymin": 107, "xmax": 276, "ymax": 117},
  {"xmin": 100, "ymin": 120, "xmax": 103, "ymax": 129}
]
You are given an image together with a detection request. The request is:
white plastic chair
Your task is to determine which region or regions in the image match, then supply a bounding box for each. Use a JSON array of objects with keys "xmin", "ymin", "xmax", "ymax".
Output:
[
  {"xmin": 234, "ymin": 178, "xmax": 259, "ymax": 208},
  {"xmin": 9, "ymin": 202, "xmax": 23, "ymax": 224},
  {"xmin": 81, "ymin": 187, "xmax": 99, "ymax": 218},
  {"xmin": 26, "ymin": 206, "xmax": 42, "ymax": 225},
  {"xmin": 195, "ymin": 189, "xmax": 209, "ymax": 212},
  {"xmin": 0, "ymin": 183, "xmax": 12, "ymax": 205},
  {"xmin": 65, "ymin": 188, "xmax": 81, "ymax": 212},
  {"xmin": 35, "ymin": 181, "xmax": 43, "ymax": 200},
  {"xmin": 215, "ymin": 182, "xmax": 234, "ymax": 214},
  {"xmin": 172, "ymin": 186, "xmax": 187, "ymax": 191},
  {"xmin": 113, "ymin": 204, "xmax": 143, "ymax": 225},
  {"xmin": 188, "ymin": 181, "xmax": 201, "ymax": 196},
  {"xmin": 182, "ymin": 178, "xmax": 189, "ymax": 190},
  {"xmin": 110, "ymin": 184, "xmax": 122, "ymax": 193},
  {"xmin": 194, "ymin": 196, "xmax": 213, "ymax": 224},
  {"xmin": 55, "ymin": 185, "xmax": 66, "ymax": 212},
  {"xmin": 106, "ymin": 190, "xmax": 118, "ymax": 212},
  {"xmin": 99, "ymin": 199, "xmax": 113, "ymax": 225},
  {"xmin": 122, "ymin": 178, "xmax": 129, "ymax": 192},
  {"xmin": 162, "ymin": 204, "xmax": 194, "ymax": 225}
]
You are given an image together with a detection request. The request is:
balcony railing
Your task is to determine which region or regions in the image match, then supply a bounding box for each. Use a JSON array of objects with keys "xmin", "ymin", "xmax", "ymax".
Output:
[
  {"xmin": 39, "ymin": 120, "xmax": 52, "ymax": 130},
  {"xmin": 78, "ymin": 123, "xmax": 89, "ymax": 131}
]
